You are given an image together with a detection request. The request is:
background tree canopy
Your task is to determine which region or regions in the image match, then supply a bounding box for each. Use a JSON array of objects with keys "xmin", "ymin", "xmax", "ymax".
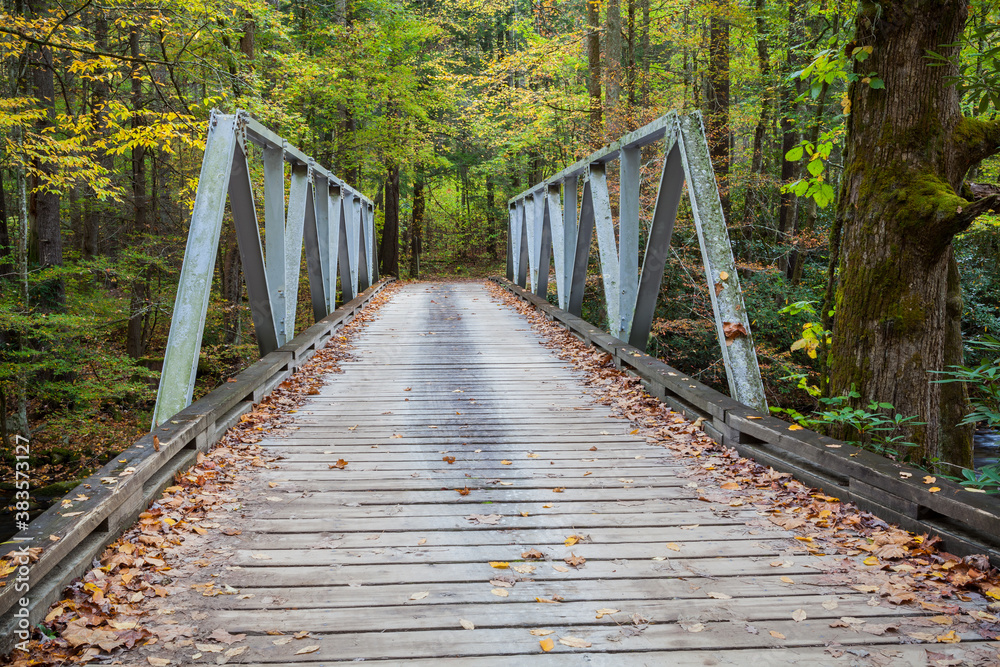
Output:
[{"xmin": 2, "ymin": 0, "xmax": 1000, "ymax": 510}]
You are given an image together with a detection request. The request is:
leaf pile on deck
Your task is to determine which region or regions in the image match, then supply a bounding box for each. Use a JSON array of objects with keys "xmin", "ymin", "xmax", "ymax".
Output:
[
  {"xmin": 0, "ymin": 282, "xmax": 400, "ymax": 667},
  {"xmin": 485, "ymin": 280, "xmax": 1000, "ymax": 649}
]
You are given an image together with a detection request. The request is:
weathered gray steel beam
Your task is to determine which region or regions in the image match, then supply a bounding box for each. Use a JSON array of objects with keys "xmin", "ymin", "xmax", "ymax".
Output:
[
  {"xmin": 590, "ymin": 163, "xmax": 621, "ymax": 334},
  {"xmin": 284, "ymin": 163, "xmax": 311, "ymax": 339},
  {"xmin": 358, "ymin": 198, "xmax": 371, "ymax": 292},
  {"xmin": 568, "ymin": 178, "xmax": 595, "ymax": 317},
  {"xmin": 561, "ymin": 175, "xmax": 578, "ymax": 310},
  {"xmin": 262, "ymin": 145, "xmax": 287, "ymax": 344},
  {"xmin": 228, "ymin": 138, "xmax": 279, "ymax": 355},
  {"xmin": 618, "ymin": 146, "xmax": 640, "ymax": 339},
  {"xmin": 517, "ymin": 204, "xmax": 528, "ymax": 288},
  {"xmin": 506, "ymin": 203, "xmax": 515, "ymax": 281},
  {"xmin": 678, "ymin": 114, "xmax": 767, "ymax": 413},
  {"xmin": 337, "ymin": 195, "xmax": 355, "ymax": 302},
  {"xmin": 302, "ymin": 178, "xmax": 328, "ymax": 322},
  {"xmin": 152, "ymin": 113, "xmax": 237, "ymax": 427},
  {"xmin": 536, "ymin": 190, "xmax": 553, "ymax": 300},
  {"xmin": 630, "ymin": 132, "xmax": 682, "ymax": 350},
  {"xmin": 546, "ymin": 184, "xmax": 566, "ymax": 308}
]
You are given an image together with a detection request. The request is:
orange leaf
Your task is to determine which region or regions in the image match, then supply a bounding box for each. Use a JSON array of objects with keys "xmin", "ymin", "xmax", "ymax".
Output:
[
  {"xmin": 539, "ymin": 638, "xmax": 554, "ymax": 652},
  {"xmin": 720, "ymin": 482, "xmax": 739, "ymax": 490}
]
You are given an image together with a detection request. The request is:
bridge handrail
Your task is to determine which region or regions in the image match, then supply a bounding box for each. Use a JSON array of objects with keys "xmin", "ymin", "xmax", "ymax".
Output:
[
  {"xmin": 0, "ymin": 279, "xmax": 392, "ymax": 651},
  {"xmin": 494, "ymin": 277, "xmax": 1000, "ymax": 568},
  {"xmin": 153, "ymin": 110, "xmax": 378, "ymax": 427}
]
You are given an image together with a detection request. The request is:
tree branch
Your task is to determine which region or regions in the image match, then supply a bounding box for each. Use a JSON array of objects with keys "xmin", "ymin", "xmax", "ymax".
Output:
[{"xmin": 0, "ymin": 26, "xmax": 174, "ymax": 66}]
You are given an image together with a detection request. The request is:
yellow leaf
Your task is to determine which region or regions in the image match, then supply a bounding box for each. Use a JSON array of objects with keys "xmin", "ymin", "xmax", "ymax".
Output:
[
  {"xmin": 781, "ymin": 576, "xmax": 794, "ymax": 584},
  {"xmin": 720, "ymin": 482, "xmax": 739, "ymax": 490},
  {"xmin": 666, "ymin": 543, "xmax": 681, "ymax": 551},
  {"xmin": 769, "ymin": 630, "xmax": 786, "ymax": 639},
  {"xmin": 501, "ymin": 460, "xmax": 512, "ymax": 465},
  {"xmin": 936, "ymin": 630, "xmax": 960, "ymax": 643},
  {"xmin": 595, "ymin": 608, "xmax": 620, "ymax": 619},
  {"xmin": 539, "ymin": 638, "xmax": 554, "ymax": 652},
  {"xmin": 788, "ymin": 425, "xmax": 804, "ymax": 431},
  {"xmin": 929, "ymin": 487, "xmax": 941, "ymax": 493},
  {"xmin": 863, "ymin": 556, "xmax": 880, "ymax": 566},
  {"xmin": 719, "ymin": 271, "xmax": 729, "ymax": 280},
  {"xmin": 530, "ymin": 629, "xmax": 554, "ymax": 636},
  {"xmin": 564, "ymin": 535, "xmax": 580, "ymax": 546},
  {"xmin": 923, "ymin": 476, "xmax": 936, "ymax": 484},
  {"xmin": 489, "ymin": 561, "xmax": 509, "ymax": 569}
]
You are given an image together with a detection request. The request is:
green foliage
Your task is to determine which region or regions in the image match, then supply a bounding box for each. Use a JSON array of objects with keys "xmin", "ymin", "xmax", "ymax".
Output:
[
  {"xmin": 772, "ymin": 387, "xmax": 925, "ymax": 460},
  {"xmin": 932, "ymin": 335, "xmax": 1000, "ymax": 430}
]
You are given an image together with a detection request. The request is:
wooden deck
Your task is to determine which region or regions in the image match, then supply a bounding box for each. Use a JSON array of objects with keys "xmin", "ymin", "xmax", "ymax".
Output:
[{"xmin": 143, "ymin": 282, "xmax": 988, "ymax": 665}]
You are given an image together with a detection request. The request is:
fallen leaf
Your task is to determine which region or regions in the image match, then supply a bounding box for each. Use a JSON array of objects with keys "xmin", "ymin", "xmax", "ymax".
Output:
[
  {"xmin": 443, "ymin": 456, "xmax": 456, "ymax": 464},
  {"xmin": 788, "ymin": 425, "xmax": 804, "ymax": 431},
  {"xmin": 929, "ymin": 487, "xmax": 941, "ymax": 493},
  {"xmin": 552, "ymin": 487, "xmax": 565, "ymax": 493},
  {"xmin": 923, "ymin": 476, "xmax": 937, "ymax": 484},
  {"xmin": 501, "ymin": 460, "xmax": 513, "ymax": 465},
  {"xmin": 539, "ymin": 638, "xmax": 554, "ymax": 652},
  {"xmin": 552, "ymin": 565, "xmax": 570, "ymax": 573},
  {"xmin": 723, "ymin": 321, "xmax": 748, "ymax": 344},
  {"xmin": 684, "ymin": 622, "xmax": 705, "ymax": 633},
  {"xmin": 564, "ymin": 553, "xmax": 586, "ymax": 568},
  {"xmin": 791, "ymin": 609, "xmax": 807, "ymax": 622},
  {"xmin": 491, "ymin": 588, "xmax": 509, "ymax": 597},
  {"xmin": 595, "ymin": 608, "xmax": 620, "ymax": 619},
  {"xmin": 208, "ymin": 629, "xmax": 246, "ymax": 645},
  {"xmin": 666, "ymin": 543, "xmax": 681, "ymax": 551},
  {"xmin": 295, "ymin": 645, "xmax": 320, "ymax": 655},
  {"xmin": 511, "ymin": 564, "xmax": 535, "ymax": 574},
  {"xmin": 530, "ymin": 629, "xmax": 555, "ymax": 636},
  {"xmin": 331, "ymin": 459, "xmax": 348, "ymax": 469},
  {"xmin": 780, "ymin": 576, "xmax": 794, "ymax": 584},
  {"xmin": 250, "ymin": 553, "xmax": 271, "ymax": 560},
  {"xmin": 769, "ymin": 630, "xmax": 785, "ymax": 639},
  {"xmin": 489, "ymin": 561, "xmax": 509, "ymax": 569},
  {"xmin": 536, "ymin": 596, "xmax": 561, "ymax": 603},
  {"xmin": 457, "ymin": 487, "xmax": 471, "ymax": 496},
  {"xmin": 565, "ymin": 535, "xmax": 582, "ymax": 546},
  {"xmin": 936, "ymin": 630, "xmax": 960, "ymax": 643},
  {"xmin": 272, "ymin": 637, "xmax": 293, "ymax": 645},
  {"xmin": 559, "ymin": 637, "xmax": 592, "ymax": 648},
  {"xmin": 409, "ymin": 591, "xmax": 429, "ymax": 600},
  {"xmin": 822, "ymin": 599, "xmax": 838, "ymax": 610},
  {"xmin": 707, "ymin": 592, "xmax": 731, "ymax": 600},
  {"xmin": 720, "ymin": 482, "xmax": 740, "ymax": 490},
  {"xmin": 147, "ymin": 659, "xmax": 170, "ymax": 666},
  {"xmin": 225, "ymin": 647, "xmax": 247, "ymax": 658},
  {"xmin": 522, "ymin": 549, "xmax": 544, "ymax": 559},
  {"xmin": 460, "ymin": 619, "xmax": 475, "ymax": 630}
]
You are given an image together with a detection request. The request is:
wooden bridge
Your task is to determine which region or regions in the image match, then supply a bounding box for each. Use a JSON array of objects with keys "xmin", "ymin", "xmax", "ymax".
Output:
[{"xmin": 3, "ymin": 113, "xmax": 1000, "ymax": 665}]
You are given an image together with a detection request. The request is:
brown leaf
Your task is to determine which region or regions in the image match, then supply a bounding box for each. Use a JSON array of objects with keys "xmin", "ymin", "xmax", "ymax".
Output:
[
  {"xmin": 331, "ymin": 459, "xmax": 348, "ymax": 469},
  {"xmin": 522, "ymin": 549, "xmax": 544, "ymax": 559},
  {"xmin": 456, "ymin": 487, "xmax": 471, "ymax": 495},
  {"xmin": 722, "ymin": 321, "xmax": 748, "ymax": 345},
  {"xmin": 153, "ymin": 436, "xmax": 161, "ymax": 452},
  {"xmin": 564, "ymin": 553, "xmax": 586, "ymax": 568},
  {"xmin": 208, "ymin": 629, "xmax": 246, "ymax": 645},
  {"xmin": 295, "ymin": 645, "xmax": 320, "ymax": 655},
  {"xmin": 559, "ymin": 636, "xmax": 592, "ymax": 648},
  {"xmin": 443, "ymin": 456, "xmax": 456, "ymax": 464}
]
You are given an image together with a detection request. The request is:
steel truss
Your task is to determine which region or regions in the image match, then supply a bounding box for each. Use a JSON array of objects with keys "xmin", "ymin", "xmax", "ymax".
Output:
[
  {"xmin": 152, "ymin": 110, "xmax": 377, "ymax": 426},
  {"xmin": 507, "ymin": 111, "xmax": 767, "ymax": 413}
]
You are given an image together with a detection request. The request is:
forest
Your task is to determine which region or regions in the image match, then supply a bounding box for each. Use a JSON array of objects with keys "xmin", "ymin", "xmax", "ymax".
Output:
[{"xmin": 1, "ymin": 0, "xmax": 1000, "ymax": 520}]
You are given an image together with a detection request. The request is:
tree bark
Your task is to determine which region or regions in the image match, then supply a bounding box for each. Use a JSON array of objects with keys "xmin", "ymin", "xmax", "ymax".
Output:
[
  {"xmin": 777, "ymin": 2, "xmax": 803, "ymax": 253},
  {"xmin": 586, "ymin": 0, "xmax": 603, "ymax": 142},
  {"xmin": 830, "ymin": 0, "xmax": 1000, "ymax": 466},
  {"xmin": 742, "ymin": 0, "xmax": 771, "ymax": 229},
  {"xmin": 380, "ymin": 163, "xmax": 400, "ymax": 277},
  {"xmin": 410, "ymin": 171, "xmax": 424, "ymax": 278},
  {"xmin": 706, "ymin": 2, "xmax": 731, "ymax": 220},
  {"xmin": 605, "ymin": 0, "xmax": 622, "ymax": 111},
  {"xmin": 27, "ymin": 18, "xmax": 63, "ymax": 308}
]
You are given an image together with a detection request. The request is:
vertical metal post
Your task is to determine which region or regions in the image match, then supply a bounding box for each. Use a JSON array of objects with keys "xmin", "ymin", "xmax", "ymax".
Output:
[
  {"xmin": 337, "ymin": 195, "xmax": 355, "ymax": 302},
  {"xmin": 228, "ymin": 139, "xmax": 280, "ymax": 355},
  {"xmin": 678, "ymin": 113, "xmax": 767, "ymax": 413},
  {"xmin": 546, "ymin": 184, "xmax": 565, "ymax": 307},
  {"xmin": 525, "ymin": 194, "xmax": 537, "ymax": 292},
  {"xmin": 517, "ymin": 202, "xmax": 528, "ymax": 288},
  {"xmin": 302, "ymin": 179, "xmax": 328, "ymax": 322},
  {"xmin": 262, "ymin": 145, "xmax": 287, "ymax": 344},
  {"xmin": 328, "ymin": 186, "xmax": 342, "ymax": 307},
  {"xmin": 348, "ymin": 195, "xmax": 360, "ymax": 296},
  {"xmin": 314, "ymin": 176, "xmax": 332, "ymax": 312},
  {"xmin": 619, "ymin": 146, "xmax": 641, "ymax": 339},
  {"xmin": 506, "ymin": 203, "xmax": 515, "ymax": 281},
  {"xmin": 368, "ymin": 203, "xmax": 379, "ymax": 281},
  {"xmin": 358, "ymin": 198, "xmax": 371, "ymax": 292},
  {"xmin": 630, "ymin": 130, "xmax": 683, "ymax": 350},
  {"xmin": 152, "ymin": 113, "xmax": 237, "ymax": 427},
  {"xmin": 536, "ymin": 190, "xmax": 553, "ymax": 300},
  {"xmin": 568, "ymin": 179, "xmax": 595, "ymax": 316},
  {"xmin": 590, "ymin": 163, "xmax": 620, "ymax": 334},
  {"xmin": 562, "ymin": 175, "xmax": 578, "ymax": 308},
  {"xmin": 284, "ymin": 163, "xmax": 310, "ymax": 339}
]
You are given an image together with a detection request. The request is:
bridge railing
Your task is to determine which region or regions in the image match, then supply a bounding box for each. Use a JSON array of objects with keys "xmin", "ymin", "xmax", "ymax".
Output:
[
  {"xmin": 153, "ymin": 110, "xmax": 379, "ymax": 427},
  {"xmin": 507, "ymin": 111, "xmax": 766, "ymax": 414},
  {"xmin": 0, "ymin": 113, "xmax": 390, "ymax": 650}
]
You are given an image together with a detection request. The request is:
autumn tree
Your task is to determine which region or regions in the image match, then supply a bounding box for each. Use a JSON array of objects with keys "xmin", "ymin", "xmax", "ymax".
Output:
[{"xmin": 830, "ymin": 0, "xmax": 1000, "ymax": 466}]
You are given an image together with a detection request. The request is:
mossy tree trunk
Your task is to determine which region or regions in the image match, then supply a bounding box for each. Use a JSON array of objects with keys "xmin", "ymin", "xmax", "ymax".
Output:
[{"xmin": 831, "ymin": 0, "xmax": 1000, "ymax": 467}]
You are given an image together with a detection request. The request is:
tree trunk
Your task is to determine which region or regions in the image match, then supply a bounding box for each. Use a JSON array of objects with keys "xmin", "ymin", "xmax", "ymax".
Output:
[
  {"xmin": 586, "ymin": 0, "xmax": 603, "ymax": 142},
  {"xmin": 410, "ymin": 171, "xmax": 424, "ymax": 279},
  {"xmin": 706, "ymin": 2, "xmax": 731, "ymax": 220},
  {"xmin": 0, "ymin": 169, "xmax": 10, "ymax": 277},
  {"xmin": 605, "ymin": 0, "xmax": 622, "ymax": 111},
  {"xmin": 830, "ymin": 0, "xmax": 1000, "ymax": 466},
  {"xmin": 380, "ymin": 163, "xmax": 400, "ymax": 277},
  {"xmin": 639, "ymin": 0, "xmax": 650, "ymax": 106},
  {"xmin": 27, "ymin": 25, "xmax": 63, "ymax": 308},
  {"xmin": 742, "ymin": 0, "xmax": 771, "ymax": 229},
  {"xmin": 777, "ymin": 2, "xmax": 803, "ymax": 262},
  {"xmin": 220, "ymin": 229, "xmax": 243, "ymax": 345},
  {"xmin": 130, "ymin": 29, "xmax": 147, "ymax": 233}
]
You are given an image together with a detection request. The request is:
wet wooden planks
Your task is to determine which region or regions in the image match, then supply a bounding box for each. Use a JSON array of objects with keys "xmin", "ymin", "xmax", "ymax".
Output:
[{"xmin": 200, "ymin": 282, "xmax": 987, "ymax": 665}]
